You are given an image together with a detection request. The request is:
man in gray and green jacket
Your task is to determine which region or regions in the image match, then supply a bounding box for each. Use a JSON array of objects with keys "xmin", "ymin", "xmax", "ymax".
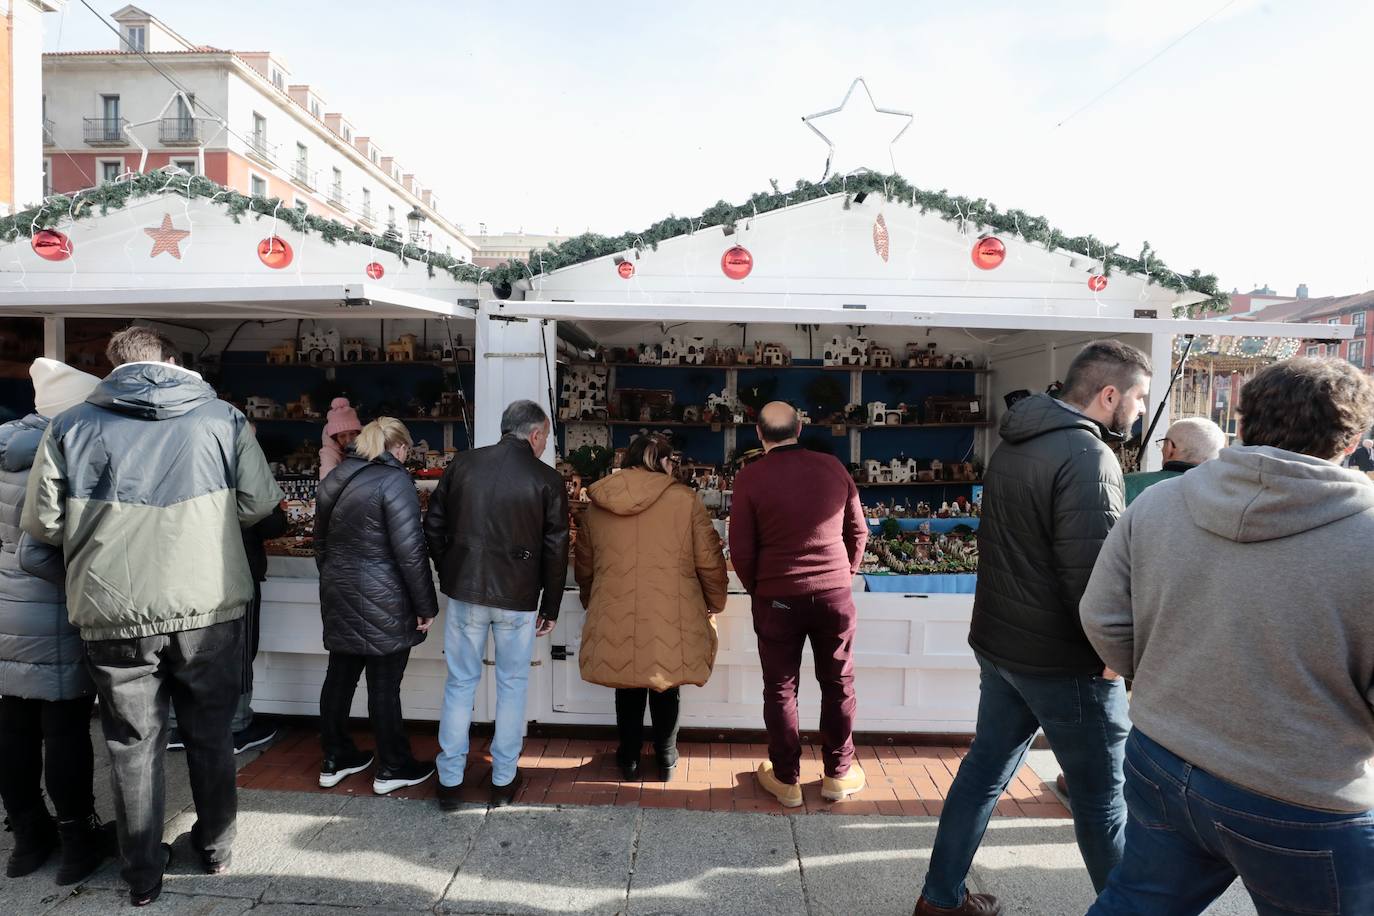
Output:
[{"xmin": 22, "ymin": 326, "xmax": 282, "ymax": 905}]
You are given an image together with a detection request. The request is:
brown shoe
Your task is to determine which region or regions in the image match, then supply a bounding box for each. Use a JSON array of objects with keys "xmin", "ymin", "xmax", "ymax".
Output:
[
  {"xmin": 913, "ymin": 892, "xmax": 1002, "ymax": 915},
  {"xmin": 491, "ymin": 772, "xmax": 523, "ymax": 807},
  {"xmin": 755, "ymin": 761, "xmax": 803, "ymax": 808},
  {"xmin": 437, "ymin": 782, "xmax": 464, "ymax": 812},
  {"xmin": 821, "ymin": 761, "xmax": 866, "ymax": 801}
]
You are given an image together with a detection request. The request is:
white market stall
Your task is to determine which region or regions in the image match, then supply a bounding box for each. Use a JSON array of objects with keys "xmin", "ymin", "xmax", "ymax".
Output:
[
  {"xmin": 0, "ymin": 173, "xmax": 1351, "ymax": 735},
  {"xmin": 489, "ymin": 186, "xmax": 1350, "ymax": 733},
  {"xmin": 0, "ymin": 176, "xmax": 490, "ymax": 722}
]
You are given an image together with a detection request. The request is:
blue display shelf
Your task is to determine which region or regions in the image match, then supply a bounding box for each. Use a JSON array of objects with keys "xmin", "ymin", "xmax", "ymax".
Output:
[
  {"xmin": 866, "ymin": 518, "xmax": 979, "ymax": 533},
  {"xmin": 863, "ymin": 574, "xmax": 977, "ymax": 594}
]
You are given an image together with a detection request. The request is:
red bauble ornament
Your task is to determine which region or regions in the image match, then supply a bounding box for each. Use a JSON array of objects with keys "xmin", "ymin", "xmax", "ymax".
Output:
[
  {"xmin": 617, "ymin": 260, "xmax": 635, "ymax": 280},
  {"xmin": 721, "ymin": 245, "xmax": 753, "ymax": 280},
  {"xmin": 971, "ymin": 236, "xmax": 1006, "ymax": 270},
  {"xmin": 1088, "ymin": 274, "xmax": 1108, "ymax": 292},
  {"xmin": 32, "ymin": 229, "xmax": 73, "ymax": 262},
  {"xmin": 366, "ymin": 261, "xmax": 385, "ymax": 279},
  {"xmin": 258, "ymin": 236, "xmax": 293, "ymax": 269}
]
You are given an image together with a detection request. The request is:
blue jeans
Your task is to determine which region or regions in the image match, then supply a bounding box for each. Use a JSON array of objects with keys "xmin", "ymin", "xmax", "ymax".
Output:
[
  {"xmin": 437, "ymin": 599, "xmax": 537, "ymax": 788},
  {"xmin": 922, "ymin": 652, "xmax": 1130, "ymax": 908},
  {"xmin": 1089, "ymin": 729, "xmax": 1374, "ymax": 915}
]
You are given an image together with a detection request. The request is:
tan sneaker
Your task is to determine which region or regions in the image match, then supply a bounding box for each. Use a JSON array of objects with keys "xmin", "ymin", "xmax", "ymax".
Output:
[
  {"xmin": 756, "ymin": 762, "xmax": 803, "ymax": 808},
  {"xmin": 821, "ymin": 761, "xmax": 866, "ymax": 801}
]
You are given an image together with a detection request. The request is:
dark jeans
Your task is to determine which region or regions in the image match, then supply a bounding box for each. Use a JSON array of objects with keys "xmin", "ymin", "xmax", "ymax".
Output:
[
  {"xmin": 0, "ymin": 694, "xmax": 97, "ymax": 821},
  {"xmin": 1090, "ymin": 729, "xmax": 1374, "ymax": 915},
  {"xmin": 751, "ymin": 586, "xmax": 858, "ymax": 783},
  {"xmin": 922, "ymin": 652, "xmax": 1129, "ymax": 908},
  {"xmin": 614, "ymin": 687, "xmax": 681, "ymax": 766},
  {"xmin": 319, "ymin": 649, "xmax": 414, "ymax": 772},
  {"xmin": 86, "ymin": 617, "xmax": 243, "ymax": 893}
]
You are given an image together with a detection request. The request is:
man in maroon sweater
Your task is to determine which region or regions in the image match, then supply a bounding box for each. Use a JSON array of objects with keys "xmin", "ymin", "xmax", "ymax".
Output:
[{"xmin": 729, "ymin": 401, "xmax": 869, "ymax": 807}]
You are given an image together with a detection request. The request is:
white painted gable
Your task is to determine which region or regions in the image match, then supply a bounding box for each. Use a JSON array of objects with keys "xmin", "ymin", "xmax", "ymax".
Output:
[
  {"xmin": 1, "ymin": 194, "xmax": 476, "ymax": 302},
  {"xmin": 527, "ymin": 192, "xmax": 1201, "ymax": 320}
]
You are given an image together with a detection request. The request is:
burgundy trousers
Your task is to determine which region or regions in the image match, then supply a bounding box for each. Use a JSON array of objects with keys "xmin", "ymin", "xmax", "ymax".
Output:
[{"xmin": 751, "ymin": 585, "xmax": 858, "ymax": 784}]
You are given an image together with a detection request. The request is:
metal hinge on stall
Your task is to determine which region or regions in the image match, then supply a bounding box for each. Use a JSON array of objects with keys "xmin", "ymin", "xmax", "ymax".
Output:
[{"xmin": 550, "ymin": 645, "xmax": 574, "ymax": 661}]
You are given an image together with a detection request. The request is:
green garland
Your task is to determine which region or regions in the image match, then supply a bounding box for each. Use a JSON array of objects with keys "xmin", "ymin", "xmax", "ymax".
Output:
[
  {"xmin": 0, "ymin": 169, "xmax": 487, "ymax": 284},
  {"xmin": 0, "ymin": 169, "xmax": 1226, "ymax": 314}
]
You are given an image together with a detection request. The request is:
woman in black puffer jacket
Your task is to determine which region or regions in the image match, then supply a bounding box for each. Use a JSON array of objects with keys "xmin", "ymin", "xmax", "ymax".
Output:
[
  {"xmin": 313, "ymin": 417, "xmax": 439, "ymax": 796},
  {"xmin": 0, "ymin": 359, "xmax": 112, "ymax": 885}
]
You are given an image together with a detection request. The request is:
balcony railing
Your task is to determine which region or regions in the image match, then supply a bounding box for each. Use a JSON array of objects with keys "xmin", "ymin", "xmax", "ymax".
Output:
[
  {"xmin": 42, "ymin": 118, "xmax": 56, "ymax": 146},
  {"xmin": 292, "ymin": 163, "xmax": 317, "ymax": 190},
  {"xmin": 246, "ymin": 133, "xmax": 277, "ymax": 163},
  {"xmin": 83, "ymin": 117, "xmax": 128, "ymax": 146},
  {"xmin": 159, "ymin": 117, "xmax": 212, "ymax": 146},
  {"xmin": 358, "ymin": 206, "xmax": 376, "ymax": 225},
  {"xmin": 327, "ymin": 186, "xmax": 348, "ymax": 210}
]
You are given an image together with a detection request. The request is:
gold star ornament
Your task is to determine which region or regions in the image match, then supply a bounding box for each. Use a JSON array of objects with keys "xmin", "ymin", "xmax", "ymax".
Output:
[{"xmin": 144, "ymin": 213, "xmax": 191, "ymax": 260}]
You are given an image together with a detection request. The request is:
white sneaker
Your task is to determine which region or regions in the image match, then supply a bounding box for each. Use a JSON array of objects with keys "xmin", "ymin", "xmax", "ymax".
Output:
[
  {"xmin": 372, "ymin": 760, "xmax": 435, "ymax": 795},
  {"xmin": 318, "ymin": 751, "xmax": 373, "ymax": 788}
]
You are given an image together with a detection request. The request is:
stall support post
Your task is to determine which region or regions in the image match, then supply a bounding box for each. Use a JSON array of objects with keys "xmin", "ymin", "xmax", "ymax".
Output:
[
  {"xmin": 43, "ymin": 317, "xmax": 65, "ymax": 360},
  {"xmin": 1141, "ymin": 332, "xmax": 1175, "ymax": 472},
  {"xmin": 474, "ymin": 309, "xmax": 558, "ymax": 463}
]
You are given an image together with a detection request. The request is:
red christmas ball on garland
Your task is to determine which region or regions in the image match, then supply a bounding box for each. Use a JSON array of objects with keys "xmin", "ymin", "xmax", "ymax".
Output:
[
  {"xmin": 366, "ymin": 261, "xmax": 385, "ymax": 279},
  {"xmin": 971, "ymin": 236, "xmax": 1005, "ymax": 270},
  {"xmin": 258, "ymin": 236, "xmax": 293, "ymax": 269},
  {"xmin": 721, "ymin": 245, "xmax": 753, "ymax": 281},
  {"xmin": 1088, "ymin": 274, "xmax": 1108, "ymax": 292},
  {"xmin": 617, "ymin": 260, "xmax": 635, "ymax": 280},
  {"xmin": 32, "ymin": 229, "xmax": 74, "ymax": 262}
]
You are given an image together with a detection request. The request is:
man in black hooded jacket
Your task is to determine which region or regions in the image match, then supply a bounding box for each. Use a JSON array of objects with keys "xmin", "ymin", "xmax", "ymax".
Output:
[{"xmin": 913, "ymin": 340, "xmax": 1152, "ymax": 916}]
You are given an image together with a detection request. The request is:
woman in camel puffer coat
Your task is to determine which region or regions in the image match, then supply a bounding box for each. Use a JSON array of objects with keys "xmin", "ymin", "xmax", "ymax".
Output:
[{"xmin": 576, "ymin": 433, "xmax": 728, "ymax": 783}]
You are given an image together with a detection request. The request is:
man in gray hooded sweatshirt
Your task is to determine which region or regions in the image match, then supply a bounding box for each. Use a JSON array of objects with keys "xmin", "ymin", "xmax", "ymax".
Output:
[{"xmin": 1082, "ymin": 356, "xmax": 1374, "ymax": 915}]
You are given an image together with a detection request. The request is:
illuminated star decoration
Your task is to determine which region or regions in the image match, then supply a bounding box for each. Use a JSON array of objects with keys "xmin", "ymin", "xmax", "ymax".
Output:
[
  {"xmin": 801, "ymin": 77, "xmax": 914, "ymax": 179},
  {"xmin": 144, "ymin": 213, "xmax": 192, "ymax": 260}
]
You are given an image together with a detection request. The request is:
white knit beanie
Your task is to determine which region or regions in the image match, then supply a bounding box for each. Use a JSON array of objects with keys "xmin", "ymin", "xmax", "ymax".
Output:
[{"xmin": 30, "ymin": 358, "xmax": 102, "ymax": 418}]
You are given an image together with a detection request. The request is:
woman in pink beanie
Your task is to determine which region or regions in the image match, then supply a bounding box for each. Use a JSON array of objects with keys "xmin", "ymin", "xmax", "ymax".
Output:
[{"xmin": 319, "ymin": 398, "xmax": 362, "ymax": 479}]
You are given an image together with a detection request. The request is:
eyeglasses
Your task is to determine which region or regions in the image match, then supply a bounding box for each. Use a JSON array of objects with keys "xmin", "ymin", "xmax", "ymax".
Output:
[{"xmin": 1154, "ymin": 438, "xmax": 1171, "ymax": 448}]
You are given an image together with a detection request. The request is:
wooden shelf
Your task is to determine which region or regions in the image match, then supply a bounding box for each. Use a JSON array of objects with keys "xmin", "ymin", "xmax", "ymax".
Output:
[
  {"xmin": 856, "ymin": 421, "xmax": 991, "ymax": 429},
  {"xmin": 857, "ymin": 480, "xmax": 983, "ymax": 488},
  {"xmin": 225, "ymin": 360, "xmax": 475, "ymax": 370},
  {"xmin": 251, "ymin": 416, "xmax": 471, "ymax": 423},
  {"xmin": 565, "ymin": 360, "xmax": 988, "ymax": 375},
  {"xmin": 574, "ymin": 419, "xmax": 991, "ymax": 430}
]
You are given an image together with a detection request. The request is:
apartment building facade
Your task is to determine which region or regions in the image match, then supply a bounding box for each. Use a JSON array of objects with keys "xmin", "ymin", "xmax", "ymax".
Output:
[
  {"xmin": 1299, "ymin": 293, "xmax": 1374, "ymax": 372},
  {"xmin": 39, "ymin": 5, "xmax": 473, "ymax": 258}
]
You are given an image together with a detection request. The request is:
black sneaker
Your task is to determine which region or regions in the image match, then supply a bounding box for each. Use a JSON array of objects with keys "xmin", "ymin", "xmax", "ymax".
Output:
[
  {"xmin": 372, "ymin": 759, "xmax": 435, "ymax": 796},
  {"xmin": 232, "ymin": 719, "xmax": 278, "ymax": 755},
  {"xmin": 318, "ymin": 749, "xmax": 374, "ymax": 788},
  {"xmin": 166, "ymin": 728, "xmax": 185, "ymax": 751}
]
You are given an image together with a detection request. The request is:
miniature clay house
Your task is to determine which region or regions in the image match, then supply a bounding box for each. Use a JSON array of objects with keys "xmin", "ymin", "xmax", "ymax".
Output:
[
  {"xmin": 267, "ymin": 341, "xmax": 296, "ymax": 365},
  {"xmin": 299, "ymin": 328, "xmax": 340, "ymax": 364},
  {"xmin": 342, "ymin": 338, "xmax": 367, "ymax": 362},
  {"xmin": 386, "ymin": 333, "xmax": 418, "ymax": 362}
]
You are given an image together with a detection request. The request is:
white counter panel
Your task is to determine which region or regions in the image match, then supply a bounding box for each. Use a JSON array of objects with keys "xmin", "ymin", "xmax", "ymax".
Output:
[{"xmin": 254, "ymin": 572, "xmax": 980, "ymax": 733}]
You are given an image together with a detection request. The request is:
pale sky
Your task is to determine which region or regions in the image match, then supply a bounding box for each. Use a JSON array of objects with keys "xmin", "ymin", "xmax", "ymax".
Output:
[{"xmin": 45, "ymin": 0, "xmax": 1374, "ymax": 298}]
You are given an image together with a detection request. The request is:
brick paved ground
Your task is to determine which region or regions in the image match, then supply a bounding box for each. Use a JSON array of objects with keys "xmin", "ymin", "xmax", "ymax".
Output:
[{"xmin": 238, "ymin": 725, "xmax": 1070, "ymax": 818}]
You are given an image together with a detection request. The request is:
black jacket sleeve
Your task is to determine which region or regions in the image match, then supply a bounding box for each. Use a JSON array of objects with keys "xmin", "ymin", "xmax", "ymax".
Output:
[
  {"xmin": 1051, "ymin": 444, "xmax": 1125, "ymax": 619},
  {"xmin": 382, "ymin": 468, "xmax": 440, "ymax": 621},
  {"xmin": 424, "ymin": 462, "xmax": 454, "ymax": 564},
  {"xmin": 17, "ymin": 531, "xmax": 65, "ymax": 586},
  {"xmin": 539, "ymin": 474, "xmax": 570, "ymax": 619}
]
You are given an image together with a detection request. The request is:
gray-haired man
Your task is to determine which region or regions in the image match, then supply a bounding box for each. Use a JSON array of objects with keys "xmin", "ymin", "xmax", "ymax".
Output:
[{"xmin": 424, "ymin": 400, "xmax": 569, "ymax": 808}]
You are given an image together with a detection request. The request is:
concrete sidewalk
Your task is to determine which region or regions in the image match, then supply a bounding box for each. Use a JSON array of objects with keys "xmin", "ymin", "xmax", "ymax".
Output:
[{"xmin": 0, "ymin": 736, "xmax": 1260, "ymax": 915}]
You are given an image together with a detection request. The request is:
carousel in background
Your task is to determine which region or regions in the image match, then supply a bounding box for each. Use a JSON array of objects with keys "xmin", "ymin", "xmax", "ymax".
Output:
[{"xmin": 1171, "ymin": 334, "xmax": 1303, "ymax": 442}]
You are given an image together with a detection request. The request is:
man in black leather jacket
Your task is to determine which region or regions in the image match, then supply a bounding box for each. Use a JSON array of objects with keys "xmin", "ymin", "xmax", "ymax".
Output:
[
  {"xmin": 424, "ymin": 400, "xmax": 568, "ymax": 808},
  {"xmin": 914, "ymin": 340, "xmax": 1152, "ymax": 916}
]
